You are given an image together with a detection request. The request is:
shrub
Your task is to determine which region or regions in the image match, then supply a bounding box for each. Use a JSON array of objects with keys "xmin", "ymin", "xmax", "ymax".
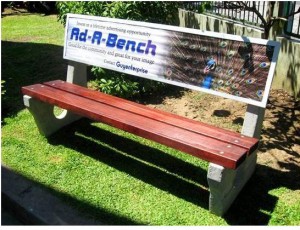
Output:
[
  {"xmin": 1, "ymin": 80, "xmax": 6, "ymax": 95},
  {"xmin": 89, "ymin": 67, "xmax": 139, "ymax": 99},
  {"xmin": 57, "ymin": 1, "xmax": 180, "ymax": 26}
]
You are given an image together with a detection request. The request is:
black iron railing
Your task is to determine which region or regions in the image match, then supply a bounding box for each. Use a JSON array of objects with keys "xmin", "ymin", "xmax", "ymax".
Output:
[
  {"xmin": 284, "ymin": 1, "xmax": 300, "ymax": 38},
  {"xmin": 182, "ymin": 1, "xmax": 300, "ymax": 38},
  {"xmin": 182, "ymin": 1, "xmax": 268, "ymax": 28}
]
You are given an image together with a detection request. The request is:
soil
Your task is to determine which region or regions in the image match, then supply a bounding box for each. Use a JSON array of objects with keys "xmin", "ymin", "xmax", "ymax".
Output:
[{"xmin": 139, "ymin": 88, "xmax": 300, "ymax": 173}]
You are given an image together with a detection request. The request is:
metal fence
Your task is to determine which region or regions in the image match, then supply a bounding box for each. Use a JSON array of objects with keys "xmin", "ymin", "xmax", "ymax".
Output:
[
  {"xmin": 182, "ymin": 1, "xmax": 268, "ymax": 28},
  {"xmin": 284, "ymin": 1, "xmax": 300, "ymax": 38},
  {"xmin": 182, "ymin": 1, "xmax": 300, "ymax": 38}
]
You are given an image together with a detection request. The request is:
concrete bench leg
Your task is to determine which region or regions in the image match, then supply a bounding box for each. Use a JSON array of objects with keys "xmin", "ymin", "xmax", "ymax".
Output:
[
  {"xmin": 23, "ymin": 95, "xmax": 81, "ymax": 137},
  {"xmin": 207, "ymin": 151, "xmax": 257, "ymax": 216},
  {"xmin": 207, "ymin": 104, "xmax": 264, "ymax": 216},
  {"xmin": 23, "ymin": 61, "xmax": 87, "ymax": 137}
]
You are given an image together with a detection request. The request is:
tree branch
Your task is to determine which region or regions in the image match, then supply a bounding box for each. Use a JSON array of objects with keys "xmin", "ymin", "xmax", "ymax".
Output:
[
  {"xmin": 215, "ymin": 1, "xmax": 268, "ymax": 26},
  {"xmin": 250, "ymin": 1, "xmax": 268, "ymax": 27}
]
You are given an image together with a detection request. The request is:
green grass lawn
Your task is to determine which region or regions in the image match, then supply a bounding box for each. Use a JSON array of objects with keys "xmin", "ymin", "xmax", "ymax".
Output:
[{"xmin": 2, "ymin": 12, "xmax": 300, "ymax": 225}]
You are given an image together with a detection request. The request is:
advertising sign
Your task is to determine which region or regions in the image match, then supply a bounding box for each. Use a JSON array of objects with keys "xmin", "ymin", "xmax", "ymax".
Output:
[{"xmin": 64, "ymin": 14, "xmax": 280, "ymax": 108}]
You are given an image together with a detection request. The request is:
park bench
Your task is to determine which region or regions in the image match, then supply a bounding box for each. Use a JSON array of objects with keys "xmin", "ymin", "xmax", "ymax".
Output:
[{"xmin": 21, "ymin": 13, "xmax": 280, "ymax": 216}]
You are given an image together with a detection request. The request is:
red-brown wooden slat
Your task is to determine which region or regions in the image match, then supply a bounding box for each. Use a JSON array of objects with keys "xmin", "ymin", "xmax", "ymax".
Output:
[
  {"xmin": 44, "ymin": 80, "xmax": 258, "ymax": 154},
  {"xmin": 22, "ymin": 83, "xmax": 250, "ymax": 169}
]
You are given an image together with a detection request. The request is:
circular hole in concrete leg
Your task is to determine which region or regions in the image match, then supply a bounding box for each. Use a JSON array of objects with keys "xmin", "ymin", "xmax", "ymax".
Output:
[{"xmin": 53, "ymin": 106, "xmax": 67, "ymax": 119}]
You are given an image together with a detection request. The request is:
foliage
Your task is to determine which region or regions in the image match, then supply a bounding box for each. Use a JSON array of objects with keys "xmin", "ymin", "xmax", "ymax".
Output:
[
  {"xmin": 56, "ymin": 1, "xmax": 181, "ymax": 98},
  {"xmin": 2, "ymin": 1, "xmax": 56, "ymax": 14},
  {"xmin": 198, "ymin": 2, "xmax": 212, "ymax": 14},
  {"xmin": 1, "ymin": 80, "xmax": 6, "ymax": 95},
  {"xmin": 89, "ymin": 67, "xmax": 166, "ymax": 99},
  {"xmin": 56, "ymin": 1, "xmax": 180, "ymax": 26},
  {"xmin": 89, "ymin": 67, "xmax": 139, "ymax": 98}
]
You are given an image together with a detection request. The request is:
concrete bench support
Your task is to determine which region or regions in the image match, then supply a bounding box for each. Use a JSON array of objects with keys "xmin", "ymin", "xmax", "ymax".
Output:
[
  {"xmin": 207, "ymin": 151, "xmax": 257, "ymax": 216},
  {"xmin": 23, "ymin": 95, "xmax": 81, "ymax": 137},
  {"xmin": 23, "ymin": 61, "xmax": 87, "ymax": 137},
  {"xmin": 207, "ymin": 104, "xmax": 265, "ymax": 215}
]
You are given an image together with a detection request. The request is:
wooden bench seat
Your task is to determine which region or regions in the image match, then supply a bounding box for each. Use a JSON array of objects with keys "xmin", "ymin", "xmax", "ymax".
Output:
[{"xmin": 22, "ymin": 80, "xmax": 258, "ymax": 170}]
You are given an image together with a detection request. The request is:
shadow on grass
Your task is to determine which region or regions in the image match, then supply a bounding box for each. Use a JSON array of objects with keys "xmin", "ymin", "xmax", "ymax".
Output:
[
  {"xmin": 225, "ymin": 160, "xmax": 299, "ymax": 224},
  {"xmin": 225, "ymin": 104, "xmax": 300, "ymax": 224},
  {"xmin": 1, "ymin": 41, "xmax": 67, "ymax": 120},
  {"xmin": 48, "ymin": 119, "xmax": 210, "ymax": 209},
  {"xmin": 224, "ymin": 166, "xmax": 278, "ymax": 224},
  {"xmin": 45, "ymin": 118, "xmax": 295, "ymax": 225}
]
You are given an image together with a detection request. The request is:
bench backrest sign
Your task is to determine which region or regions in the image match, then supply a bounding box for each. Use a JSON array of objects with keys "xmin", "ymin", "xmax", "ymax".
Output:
[{"xmin": 64, "ymin": 13, "xmax": 280, "ymax": 108}]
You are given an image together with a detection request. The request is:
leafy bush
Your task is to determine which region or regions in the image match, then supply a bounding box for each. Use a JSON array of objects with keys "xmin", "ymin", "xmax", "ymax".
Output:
[
  {"xmin": 198, "ymin": 2, "xmax": 213, "ymax": 13},
  {"xmin": 56, "ymin": 1, "xmax": 181, "ymax": 98},
  {"xmin": 25, "ymin": 1, "xmax": 57, "ymax": 14},
  {"xmin": 57, "ymin": 1, "xmax": 180, "ymax": 26},
  {"xmin": 2, "ymin": 1, "xmax": 57, "ymax": 14},
  {"xmin": 89, "ymin": 67, "xmax": 166, "ymax": 99},
  {"xmin": 1, "ymin": 80, "xmax": 6, "ymax": 95},
  {"xmin": 89, "ymin": 67, "xmax": 139, "ymax": 99}
]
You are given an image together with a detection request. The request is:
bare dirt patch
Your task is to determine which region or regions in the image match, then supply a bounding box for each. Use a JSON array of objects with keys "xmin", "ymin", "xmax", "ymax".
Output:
[{"xmin": 143, "ymin": 88, "xmax": 300, "ymax": 174}]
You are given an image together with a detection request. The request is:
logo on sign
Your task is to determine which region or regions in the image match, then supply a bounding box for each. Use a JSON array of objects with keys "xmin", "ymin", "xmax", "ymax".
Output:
[{"xmin": 70, "ymin": 27, "xmax": 157, "ymax": 56}]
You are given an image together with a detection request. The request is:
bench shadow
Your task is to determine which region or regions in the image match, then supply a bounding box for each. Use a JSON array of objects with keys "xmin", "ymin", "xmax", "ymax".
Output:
[
  {"xmin": 47, "ymin": 119, "xmax": 210, "ymax": 210},
  {"xmin": 224, "ymin": 165, "xmax": 278, "ymax": 225},
  {"xmin": 224, "ymin": 160, "xmax": 300, "ymax": 225},
  {"xmin": 47, "ymin": 118, "xmax": 290, "ymax": 225}
]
